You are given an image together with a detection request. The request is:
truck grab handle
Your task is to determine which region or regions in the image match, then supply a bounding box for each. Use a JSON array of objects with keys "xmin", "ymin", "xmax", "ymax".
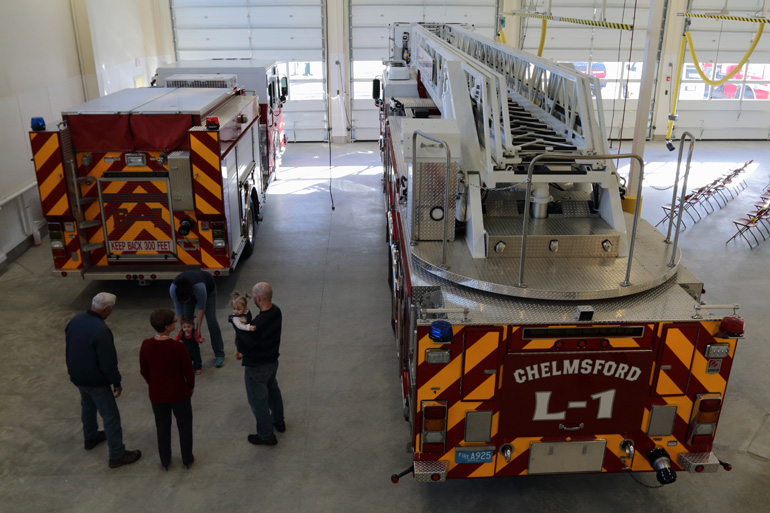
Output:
[{"xmin": 693, "ymin": 304, "xmax": 740, "ymax": 318}]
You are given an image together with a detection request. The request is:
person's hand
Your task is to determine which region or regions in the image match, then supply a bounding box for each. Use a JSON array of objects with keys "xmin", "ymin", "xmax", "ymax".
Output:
[
  {"xmin": 249, "ymin": 325, "xmax": 256, "ymax": 331},
  {"xmin": 195, "ymin": 330, "xmax": 205, "ymax": 344},
  {"xmin": 113, "ymin": 385, "xmax": 122, "ymax": 398},
  {"xmin": 174, "ymin": 330, "xmax": 183, "ymax": 342}
]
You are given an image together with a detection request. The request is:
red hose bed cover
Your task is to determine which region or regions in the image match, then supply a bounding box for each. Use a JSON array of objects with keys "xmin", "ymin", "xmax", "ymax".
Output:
[
  {"xmin": 130, "ymin": 114, "xmax": 193, "ymax": 151},
  {"xmin": 65, "ymin": 113, "xmax": 194, "ymax": 152},
  {"xmin": 66, "ymin": 114, "xmax": 133, "ymax": 152}
]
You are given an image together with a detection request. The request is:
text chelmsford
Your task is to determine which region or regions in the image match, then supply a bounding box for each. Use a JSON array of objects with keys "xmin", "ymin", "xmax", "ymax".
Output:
[{"xmin": 513, "ymin": 359, "xmax": 642, "ymax": 384}]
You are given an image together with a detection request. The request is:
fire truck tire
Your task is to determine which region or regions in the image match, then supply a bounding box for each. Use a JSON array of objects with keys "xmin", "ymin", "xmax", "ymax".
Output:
[{"xmin": 242, "ymin": 202, "xmax": 257, "ymax": 258}]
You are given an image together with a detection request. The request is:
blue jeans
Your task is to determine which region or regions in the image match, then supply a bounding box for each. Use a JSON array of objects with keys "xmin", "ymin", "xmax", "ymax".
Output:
[
  {"xmin": 244, "ymin": 362, "xmax": 284, "ymax": 440},
  {"xmin": 79, "ymin": 385, "xmax": 125, "ymax": 460},
  {"xmin": 182, "ymin": 287, "xmax": 224, "ymax": 358}
]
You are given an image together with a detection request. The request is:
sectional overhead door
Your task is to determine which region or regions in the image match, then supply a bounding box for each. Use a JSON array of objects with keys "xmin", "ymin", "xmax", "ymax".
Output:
[
  {"xmin": 348, "ymin": 0, "xmax": 499, "ymax": 141},
  {"xmin": 170, "ymin": 0, "xmax": 328, "ymax": 141}
]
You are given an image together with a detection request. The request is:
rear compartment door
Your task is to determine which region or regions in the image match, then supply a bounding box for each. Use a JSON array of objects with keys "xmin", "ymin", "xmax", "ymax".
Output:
[
  {"xmin": 98, "ymin": 177, "xmax": 177, "ymax": 261},
  {"xmin": 499, "ymin": 326, "xmax": 655, "ymax": 438}
]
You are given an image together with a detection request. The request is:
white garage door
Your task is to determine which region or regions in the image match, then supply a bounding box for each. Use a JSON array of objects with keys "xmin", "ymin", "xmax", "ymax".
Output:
[
  {"xmin": 170, "ymin": 0, "xmax": 328, "ymax": 141},
  {"xmin": 519, "ymin": 1, "xmax": 651, "ymax": 141},
  {"xmin": 670, "ymin": 0, "xmax": 770, "ymax": 139},
  {"xmin": 348, "ymin": 0, "xmax": 499, "ymax": 141}
]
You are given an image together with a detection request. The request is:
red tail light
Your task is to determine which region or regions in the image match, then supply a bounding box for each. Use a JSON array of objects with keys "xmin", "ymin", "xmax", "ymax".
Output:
[
  {"xmin": 49, "ymin": 223, "xmax": 67, "ymax": 257},
  {"xmin": 421, "ymin": 401, "xmax": 448, "ymax": 454},
  {"xmin": 212, "ymin": 221, "xmax": 227, "ymax": 256},
  {"xmin": 687, "ymin": 393, "xmax": 722, "ymax": 446},
  {"xmin": 719, "ymin": 316, "xmax": 744, "ymax": 337}
]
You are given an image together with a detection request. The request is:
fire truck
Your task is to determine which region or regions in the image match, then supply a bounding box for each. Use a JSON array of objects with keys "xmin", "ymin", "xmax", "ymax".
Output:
[
  {"xmin": 378, "ymin": 24, "xmax": 743, "ymax": 484},
  {"xmin": 29, "ymin": 85, "xmax": 263, "ymax": 281},
  {"xmin": 154, "ymin": 60, "xmax": 288, "ymax": 186}
]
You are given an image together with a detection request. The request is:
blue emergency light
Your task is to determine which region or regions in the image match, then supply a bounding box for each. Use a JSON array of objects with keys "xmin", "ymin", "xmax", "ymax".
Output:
[
  {"xmin": 31, "ymin": 117, "xmax": 46, "ymax": 131},
  {"xmin": 429, "ymin": 320, "xmax": 453, "ymax": 342}
]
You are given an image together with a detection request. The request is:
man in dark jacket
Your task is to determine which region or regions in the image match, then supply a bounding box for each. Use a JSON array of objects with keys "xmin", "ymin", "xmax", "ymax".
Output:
[
  {"xmin": 65, "ymin": 292, "xmax": 141, "ymax": 468},
  {"xmin": 236, "ymin": 282, "xmax": 285, "ymax": 446}
]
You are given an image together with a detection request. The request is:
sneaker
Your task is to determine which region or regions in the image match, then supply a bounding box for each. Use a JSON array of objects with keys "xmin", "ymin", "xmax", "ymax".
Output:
[
  {"xmin": 215, "ymin": 357, "xmax": 225, "ymax": 368},
  {"xmin": 108, "ymin": 449, "xmax": 142, "ymax": 468},
  {"xmin": 274, "ymin": 421, "xmax": 286, "ymax": 433},
  {"xmin": 247, "ymin": 434, "xmax": 278, "ymax": 446},
  {"xmin": 195, "ymin": 369, "xmax": 202, "ymax": 375},
  {"xmin": 84, "ymin": 430, "xmax": 107, "ymax": 450}
]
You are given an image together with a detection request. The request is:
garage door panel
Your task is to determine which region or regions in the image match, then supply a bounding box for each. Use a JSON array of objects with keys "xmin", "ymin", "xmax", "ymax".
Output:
[
  {"xmin": 351, "ymin": 27, "xmax": 390, "ymax": 52},
  {"xmin": 248, "ymin": 28, "xmax": 324, "ymax": 49},
  {"xmin": 351, "ymin": 6, "xmax": 427, "ymax": 26},
  {"xmin": 173, "ymin": 7, "xmax": 250, "ymax": 28},
  {"xmin": 176, "ymin": 29, "xmax": 251, "ymax": 50},
  {"xmin": 177, "ymin": 49, "xmax": 323, "ymax": 62},
  {"xmin": 423, "ymin": 6, "xmax": 495, "ymax": 25},
  {"xmin": 245, "ymin": 7, "xmax": 328, "ymax": 27}
]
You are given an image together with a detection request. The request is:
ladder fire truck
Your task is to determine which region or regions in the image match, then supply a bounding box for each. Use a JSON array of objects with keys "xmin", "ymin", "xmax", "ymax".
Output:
[
  {"xmin": 378, "ymin": 23, "xmax": 742, "ymax": 484},
  {"xmin": 29, "ymin": 85, "xmax": 263, "ymax": 281},
  {"xmin": 154, "ymin": 60, "xmax": 288, "ymax": 188}
]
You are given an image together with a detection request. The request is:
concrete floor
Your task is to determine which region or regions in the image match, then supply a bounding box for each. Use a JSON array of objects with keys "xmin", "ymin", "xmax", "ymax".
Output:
[{"xmin": 1, "ymin": 140, "xmax": 769, "ymax": 512}]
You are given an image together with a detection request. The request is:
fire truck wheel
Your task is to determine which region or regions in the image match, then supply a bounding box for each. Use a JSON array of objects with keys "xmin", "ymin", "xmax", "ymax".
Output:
[{"xmin": 242, "ymin": 202, "xmax": 257, "ymax": 258}]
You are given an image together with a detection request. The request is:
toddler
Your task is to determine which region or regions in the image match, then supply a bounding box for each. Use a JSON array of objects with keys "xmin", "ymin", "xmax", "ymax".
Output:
[
  {"xmin": 175, "ymin": 318, "xmax": 203, "ymax": 374},
  {"xmin": 228, "ymin": 291, "xmax": 255, "ymax": 360}
]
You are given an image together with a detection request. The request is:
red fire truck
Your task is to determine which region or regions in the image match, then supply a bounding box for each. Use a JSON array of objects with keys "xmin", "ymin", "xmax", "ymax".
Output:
[
  {"xmin": 154, "ymin": 60, "xmax": 288, "ymax": 187},
  {"xmin": 380, "ymin": 23, "xmax": 742, "ymax": 484},
  {"xmin": 29, "ymin": 85, "xmax": 263, "ymax": 281}
]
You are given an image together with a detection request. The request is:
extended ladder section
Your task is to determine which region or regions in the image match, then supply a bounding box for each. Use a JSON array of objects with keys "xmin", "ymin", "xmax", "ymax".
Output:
[{"xmin": 383, "ymin": 23, "xmax": 679, "ymax": 300}]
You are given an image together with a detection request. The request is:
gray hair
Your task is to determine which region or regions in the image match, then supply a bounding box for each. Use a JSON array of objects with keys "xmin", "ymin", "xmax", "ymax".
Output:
[{"xmin": 91, "ymin": 292, "xmax": 117, "ymax": 311}]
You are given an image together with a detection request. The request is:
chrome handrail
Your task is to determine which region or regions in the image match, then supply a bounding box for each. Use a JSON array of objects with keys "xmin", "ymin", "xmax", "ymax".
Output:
[{"xmin": 666, "ymin": 132, "xmax": 696, "ymax": 267}]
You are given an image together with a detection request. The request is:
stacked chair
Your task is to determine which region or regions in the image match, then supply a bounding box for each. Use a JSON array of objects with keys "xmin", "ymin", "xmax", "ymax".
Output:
[
  {"xmin": 657, "ymin": 160, "xmax": 751, "ymax": 230},
  {"xmin": 727, "ymin": 182, "xmax": 770, "ymax": 249}
]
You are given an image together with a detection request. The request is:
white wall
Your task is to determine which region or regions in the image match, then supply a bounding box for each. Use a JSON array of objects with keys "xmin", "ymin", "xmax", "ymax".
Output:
[
  {"xmin": 0, "ymin": 0, "xmax": 173, "ymax": 266},
  {"xmin": 86, "ymin": 0, "xmax": 173, "ymax": 95},
  {"xmin": 0, "ymin": 0, "xmax": 85, "ymax": 264}
]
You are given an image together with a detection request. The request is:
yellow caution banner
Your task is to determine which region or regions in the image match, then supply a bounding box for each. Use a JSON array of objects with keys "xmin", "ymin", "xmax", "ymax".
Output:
[
  {"xmin": 680, "ymin": 13, "xmax": 770, "ymax": 23},
  {"xmin": 511, "ymin": 12, "xmax": 633, "ymax": 31}
]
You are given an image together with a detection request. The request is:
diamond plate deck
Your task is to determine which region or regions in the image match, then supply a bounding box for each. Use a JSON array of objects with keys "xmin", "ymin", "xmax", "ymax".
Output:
[{"xmin": 409, "ymin": 214, "xmax": 680, "ymax": 300}]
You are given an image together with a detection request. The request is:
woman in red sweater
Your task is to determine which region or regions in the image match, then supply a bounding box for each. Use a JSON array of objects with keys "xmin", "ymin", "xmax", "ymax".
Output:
[{"xmin": 140, "ymin": 309, "xmax": 195, "ymax": 470}]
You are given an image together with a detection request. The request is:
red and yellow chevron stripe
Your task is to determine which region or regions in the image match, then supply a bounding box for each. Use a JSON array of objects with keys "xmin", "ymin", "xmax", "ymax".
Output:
[
  {"xmin": 410, "ymin": 319, "xmax": 737, "ymax": 479},
  {"xmin": 190, "ymin": 131, "xmax": 225, "ymax": 215},
  {"xmin": 30, "ymin": 132, "xmax": 70, "ymax": 217}
]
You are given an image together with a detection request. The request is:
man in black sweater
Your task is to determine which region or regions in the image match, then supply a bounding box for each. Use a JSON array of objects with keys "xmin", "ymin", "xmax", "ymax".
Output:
[
  {"xmin": 65, "ymin": 292, "xmax": 141, "ymax": 468},
  {"xmin": 236, "ymin": 282, "xmax": 286, "ymax": 446}
]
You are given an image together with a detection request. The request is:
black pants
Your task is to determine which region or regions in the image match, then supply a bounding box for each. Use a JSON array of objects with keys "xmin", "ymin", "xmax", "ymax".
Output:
[
  {"xmin": 151, "ymin": 397, "xmax": 193, "ymax": 467},
  {"xmin": 182, "ymin": 337, "xmax": 202, "ymax": 370}
]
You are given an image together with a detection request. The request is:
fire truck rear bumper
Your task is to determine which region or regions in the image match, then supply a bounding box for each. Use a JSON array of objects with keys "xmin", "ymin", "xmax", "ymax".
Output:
[
  {"xmin": 414, "ymin": 460, "xmax": 448, "ymax": 482},
  {"xmin": 54, "ymin": 265, "xmax": 230, "ymax": 281},
  {"xmin": 678, "ymin": 452, "xmax": 720, "ymax": 473}
]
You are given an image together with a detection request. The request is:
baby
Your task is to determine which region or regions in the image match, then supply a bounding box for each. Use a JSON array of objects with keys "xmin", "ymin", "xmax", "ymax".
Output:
[
  {"xmin": 228, "ymin": 291, "xmax": 255, "ymax": 360},
  {"xmin": 175, "ymin": 318, "xmax": 203, "ymax": 374}
]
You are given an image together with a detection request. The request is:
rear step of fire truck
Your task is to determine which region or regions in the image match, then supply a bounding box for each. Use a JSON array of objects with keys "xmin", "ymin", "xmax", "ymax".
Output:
[{"xmin": 378, "ymin": 23, "xmax": 742, "ymax": 484}]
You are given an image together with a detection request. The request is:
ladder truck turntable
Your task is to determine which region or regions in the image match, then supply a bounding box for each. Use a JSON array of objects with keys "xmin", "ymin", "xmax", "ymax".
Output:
[{"xmin": 378, "ymin": 23, "xmax": 743, "ymax": 484}]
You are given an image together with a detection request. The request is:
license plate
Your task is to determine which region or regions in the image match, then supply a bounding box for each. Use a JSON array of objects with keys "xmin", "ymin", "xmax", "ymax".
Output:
[
  {"xmin": 109, "ymin": 240, "xmax": 174, "ymax": 252},
  {"xmin": 455, "ymin": 448, "xmax": 494, "ymax": 464}
]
